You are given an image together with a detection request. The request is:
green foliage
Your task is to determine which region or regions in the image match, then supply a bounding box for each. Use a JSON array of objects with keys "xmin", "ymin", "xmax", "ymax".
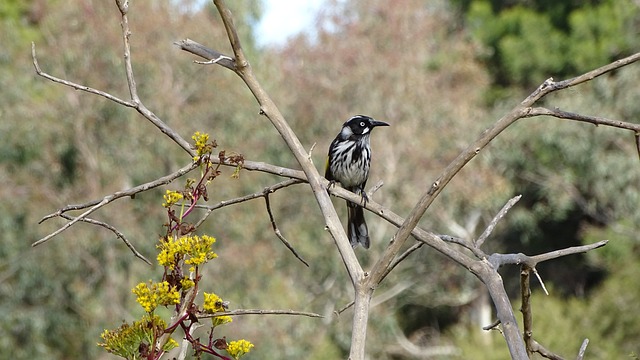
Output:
[{"xmin": 463, "ymin": 0, "xmax": 640, "ymax": 92}]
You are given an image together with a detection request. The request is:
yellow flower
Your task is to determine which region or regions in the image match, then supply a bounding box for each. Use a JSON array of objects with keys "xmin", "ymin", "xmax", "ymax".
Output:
[
  {"xmin": 162, "ymin": 190, "xmax": 183, "ymax": 208},
  {"xmin": 157, "ymin": 234, "xmax": 217, "ymax": 270},
  {"xmin": 132, "ymin": 281, "xmax": 180, "ymax": 313},
  {"xmin": 212, "ymin": 315, "xmax": 233, "ymax": 327},
  {"xmin": 227, "ymin": 339, "xmax": 254, "ymax": 359},
  {"xmin": 180, "ymin": 278, "xmax": 195, "ymax": 290},
  {"xmin": 182, "ymin": 234, "xmax": 218, "ymax": 266},
  {"xmin": 157, "ymin": 237, "xmax": 180, "ymax": 269},
  {"xmin": 203, "ymin": 292, "xmax": 227, "ymax": 313},
  {"xmin": 192, "ymin": 131, "xmax": 212, "ymax": 157}
]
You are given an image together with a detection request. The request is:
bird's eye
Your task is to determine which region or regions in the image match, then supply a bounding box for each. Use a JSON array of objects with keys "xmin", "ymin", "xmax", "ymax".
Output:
[{"xmin": 360, "ymin": 121, "xmax": 366, "ymax": 127}]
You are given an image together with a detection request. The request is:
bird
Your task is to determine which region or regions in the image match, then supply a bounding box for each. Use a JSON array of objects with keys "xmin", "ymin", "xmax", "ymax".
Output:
[{"xmin": 325, "ymin": 115, "xmax": 389, "ymax": 249}]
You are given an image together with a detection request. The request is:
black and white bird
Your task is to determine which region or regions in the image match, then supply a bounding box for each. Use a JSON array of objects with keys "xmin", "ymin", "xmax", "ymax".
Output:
[{"xmin": 325, "ymin": 115, "xmax": 389, "ymax": 248}]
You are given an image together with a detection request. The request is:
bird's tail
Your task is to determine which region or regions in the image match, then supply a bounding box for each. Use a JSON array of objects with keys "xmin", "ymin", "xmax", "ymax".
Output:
[{"xmin": 347, "ymin": 203, "xmax": 369, "ymax": 249}]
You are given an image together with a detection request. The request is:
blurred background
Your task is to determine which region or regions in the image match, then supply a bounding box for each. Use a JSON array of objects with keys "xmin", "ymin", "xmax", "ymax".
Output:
[{"xmin": 1, "ymin": 0, "xmax": 640, "ymax": 358}]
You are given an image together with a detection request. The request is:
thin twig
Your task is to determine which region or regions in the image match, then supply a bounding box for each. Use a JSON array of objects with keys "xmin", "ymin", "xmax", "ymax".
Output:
[
  {"xmin": 31, "ymin": 43, "xmax": 133, "ymax": 107},
  {"xmin": 198, "ymin": 308, "xmax": 323, "ymax": 318},
  {"xmin": 482, "ymin": 319, "xmax": 501, "ymax": 331},
  {"xmin": 194, "ymin": 54, "xmax": 234, "ymax": 65},
  {"xmin": 636, "ymin": 133, "xmax": 640, "ymax": 162},
  {"xmin": 475, "ymin": 195, "xmax": 522, "ymax": 248},
  {"xmin": 526, "ymin": 107, "xmax": 640, "ymax": 132},
  {"xmin": 32, "ymin": 22, "xmax": 194, "ymax": 155},
  {"xmin": 174, "ymin": 39, "xmax": 236, "ymax": 71},
  {"xmin": 576, "ymin": 338, "xmax": 589, "ymax": 360},
  {"xmin": 58, "ymin": 214, "xmax": 151, "ymax": 264},
  {"xmin": 35, "ymin": 162, "xmax": 198, "ymax": 246},
  {"xmin": 368, "ymin": 180, "xmax": 384, "ymax": 197},
  {"xmin": 336, "ymin": 301, "xmax": 355, "ymax": 315},
  {"xmin": 532, "ymin": 268, "xmax": 549, "ymax": 296},
  {"xmin": 264, "ymin": 192, "xmax": 310, "ymax": 267},
  {"xmin": 531, "ymin": 339, "xmax": 565, "ymax": 360},
  {"xmin": 487, "ymin": 240, "xmax": 609, "ymax": 269},
  {"xmin": 193, "ymin": 179, "xmax": 303, "ymax": 228},
  {"xmin": 387, "ymin": 242, "xmax": 424, "ymax": 276}
]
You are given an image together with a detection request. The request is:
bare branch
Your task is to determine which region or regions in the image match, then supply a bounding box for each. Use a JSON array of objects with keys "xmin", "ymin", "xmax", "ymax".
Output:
[
  {"xmin": 198, "ymin": 308, "xmax": 323, "ymax": 319},
  {"xmin": 193, "ymin": 179, "xmax": 303, "ymax": 227},
  {"xmin": 635, "ymin": 133, "xmax": 640, "ymax": 162},
  {"xmin": 526, "ymin": 107, "xmax": 640, "ymax": 132},
  {"xmin": 487, "ymin": 240, "xmax": 608, "ymax": 269},
  {"xmin": 576, "ymin": 339, "xmax": 589, "ymax": 360},
  {"xmin": 387, "ymin": 242, "xmax": 425, "ymax": 276},
  {"xmin": 549, "ymin": 52, "xmax": 640, "ymax": 90},
  {"xmin": 32, "ymin": 10, "xmax": 195, "ymax": 155},
  {"xmin": 475, "ymin": 195, "xmax": 522, "ymax": 248},
  {"xmin": 439, "ymin": 234, "xmax": 487, "ymax": 259},
  {"xmin": 530, "ymin": 339, "xmax": 565, "ymax": 360},
  {"xmin": 58, "ymin": 214, "xmax": 151, "ymax": 265},
  {"xmin": 532, "ymin": 268, "xmax": 549, "ymax": 296},
  {"xmin": 174, "ymin": 39, "xmax": 236, "ymax": 71},
  {"xmin": 482, "ymin": 319, "xmax": 501, "ymax": 331},
  {"xmin": 264, "ymin": 192, "xmax": 310, "ymax": 267},
  {"xmin": 521, "ymin": 266, "xmax": 533, "ymax": 357},
  {"xmin": 368, "ymin": 52, "xmax": 640, "ymax": 304},
  {"xmin": 529, "ymin": 240, "xmax": 609, "ymax": 264},
  {"xmin": 31, "ymin": 43, "xmax": 133, "ymax": 107},
  {"xmin": 35, "ymin": 162, "xmax": 198, "ymax": 246}
]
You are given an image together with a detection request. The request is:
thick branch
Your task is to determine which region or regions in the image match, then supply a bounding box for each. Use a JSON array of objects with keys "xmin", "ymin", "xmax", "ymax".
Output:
[{"xmin": 487, "ymin": 240, "xmax": 609, "ymax": 269}]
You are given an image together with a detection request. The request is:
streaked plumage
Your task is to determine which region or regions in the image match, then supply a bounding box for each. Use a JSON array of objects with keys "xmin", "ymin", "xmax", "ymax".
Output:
[{"xmin": 325, "ymin": 115, "xmax": 389, "ymax": 248}]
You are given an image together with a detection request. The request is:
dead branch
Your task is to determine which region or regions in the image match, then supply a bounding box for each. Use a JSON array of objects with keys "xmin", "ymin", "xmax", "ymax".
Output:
[
  {"xmin": 576, "ymin": 339, "xmax": 589, "ymax": 360},
  {"xmin": 264, "ymin": 192, "xmax": 310, "ymax": 267},
  {"xmin": 476, "ymin": 195, "xmax": 522, "ymax": 248},
  {"xmin": 31, "ymin": 16, "xmax": 193, "ymax": 156},
  {"xmin": 526, "ymin": 107, "xmax": 640, "ymax": 132},
  {"xmin": 34, "ymin": 162, "xmax": 198, "ymax": 247},
  {"xmin": 58, "ymin": 213, "xmax": 151, "ymax": 265},
  {"xmin": 193, "ymin": 179, "xmax": 303, "ymax": 227},
  {"xmin": 486, "ymin": 240, "xmax": 609, "ymax": 270},
  {"xmin": 198, "ymin": 308, "xmax": 323, "ymax": 318}
]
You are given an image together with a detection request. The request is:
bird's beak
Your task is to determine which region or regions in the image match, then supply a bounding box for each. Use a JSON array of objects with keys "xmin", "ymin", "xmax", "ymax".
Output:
[{"xmin": 371, "ymin": 120, "xmax": 390, "ymax": 127}]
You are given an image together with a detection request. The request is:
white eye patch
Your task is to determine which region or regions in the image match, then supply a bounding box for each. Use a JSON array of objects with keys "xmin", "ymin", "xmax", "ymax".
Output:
[{"xmin": 340, "ymin": 126, "xmax": 354, "ymax": 138}]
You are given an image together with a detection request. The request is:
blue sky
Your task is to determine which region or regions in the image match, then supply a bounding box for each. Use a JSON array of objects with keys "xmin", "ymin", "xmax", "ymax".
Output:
[{"xmin": 255, "ymin": 0, "xmax": 327, "ymax": 46}]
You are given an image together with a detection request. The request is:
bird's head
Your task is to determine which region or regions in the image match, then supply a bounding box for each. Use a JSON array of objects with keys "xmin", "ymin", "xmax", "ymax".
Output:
[{"xmin": 339, "ymin": 115, "xmax": 390, "ymax": 140}]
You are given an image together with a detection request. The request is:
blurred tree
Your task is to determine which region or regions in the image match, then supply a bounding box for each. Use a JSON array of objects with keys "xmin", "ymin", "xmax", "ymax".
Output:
[
  {"xmin": 456, "ymin": 0, "xmax": 640, "ymax": 93},
  {"xmin": 0, "ymin": 0, "xmax": 262, "ymax": 358}
]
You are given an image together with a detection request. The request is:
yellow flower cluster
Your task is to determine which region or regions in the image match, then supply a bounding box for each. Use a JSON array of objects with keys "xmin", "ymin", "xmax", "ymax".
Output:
[
  {"xmin": 132, "ymin": 281, "xmax": 180, "ymax": 313},
  {"xmin": 203, "ymin": 292, "xmax": 226, "ymax": 312},
  {"xmin": 157, "ymin": 234, "xmax": 218, "ymax": 270},
  {"xmin": 180, "ymin": 278, "xmax": 195, "ymax": 290},
  {"xmin": 99, "ymin": 315, "xmax": 178, "ymax": 358},
  {"xmin": 227, "ymin": 339, "xmax": 254, "ymax": 359},
  {"xmin": 192, "ymin": 131, "xmax": 213, "ymax": 160},
  {"xmin": 203, "ymin": 292, "xmax": 232, "ymax": 326},
  {"xmin": 162, "ymin": 190, "xmax": 183, "ymax": 208}
]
